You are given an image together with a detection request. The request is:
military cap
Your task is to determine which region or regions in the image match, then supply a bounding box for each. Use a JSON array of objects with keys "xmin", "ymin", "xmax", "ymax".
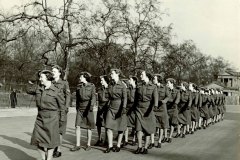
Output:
[
  {"xmin": 52, "ymin": 64, "xmax": 62, "ymax": 72},
  {"xmin": 154, "ymin": 73, "xmax": 164, "ymax": 79},
  {"xmin": 181, "ymin": 81, "xmax": 189, "ymax": 88},
  {"xmin": 80, "ymin": 71, "xmax": 92, "ymax": 78},
  {"xmin": 110, "ymin": 68, "xmax": 121, "ymax": 74},
  {"xmin": 39, "ymin": 70, "xmax": 54, "ymax": 81},
  {"xmin": 129, "ymin": 75, "xmax": 138, "ymax": 82},
  {"xmin": 166, "ymin": 78, "xmax": 176, "ymax": 84}
]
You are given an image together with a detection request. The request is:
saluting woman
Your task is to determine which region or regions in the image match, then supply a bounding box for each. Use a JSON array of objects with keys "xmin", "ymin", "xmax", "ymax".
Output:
[
  {"xmin": 30, "ymin": 70, "xmax": 65, "ymax": 160},
  {"xmin": 70, "ymin": 72, "xmax": 96, "ymax": 152},
  {"xmin": 95, "ymin": 75, "xmax": 109, "ymax": 146},
  {"xmin": 104, "ymin": 69, "xmax": 127, "ymax": 153},
  {"xmin": 134, "ymin": 70, "xmax": 158, "ymax": 154}
]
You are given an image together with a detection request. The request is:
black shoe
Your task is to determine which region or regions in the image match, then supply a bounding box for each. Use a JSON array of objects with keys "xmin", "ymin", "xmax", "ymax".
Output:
[
  {"xmin": 155, "ymin": 143, "xmax": 161, "ymax": 148},
  {"xmin": 70, "ymin": 146, "xmax": 81, "ymax": 152},
  {"xmin": 122, "ymin": 141, "xmax": 128, "ymax": 147},
  {"xmin": 186, "ymin": 131, "xmax": 189, "ymax": 135},
  {"xmin": 85, "ymin": 145, "xmax": 91, "ymax": 151},
  {"xmin": 141, "ymin": 148, "xmax": 148, "ymax": 154},
  {"xmin": 203, "ymin": 126, "xmax": 206, "ymax": 129},
  {"xmin": 132, "ymin": 141, "xmax": 136, "ymax": 146},
  {"xmin": 134, "ymin": 147, "xmax": 142, "ymax": 154},
  {"xmin": 174, "ymin": 133, "xmax": 180, "ymax": 138},
  {"xmin": 113, "ymin": 146, "xmax": 121, "ymax": 152},
  {"xmin": 53, "ymin": 151, "xmax": 61, "ymax": 158},
  {"xmin": 104, "ymin": 147, "xmax": 113, "ymax": 153},
  {"xmin": 94, "ymin": 139, "xmax": 103, "ymax": 146},
  {"xmin": 103, "ymin": 141, "xmax": 108, "ymax": 146},
  {"xmin": 162, "ymin": 137, "xmax": 167, "ymax": 143},
  {"xmin": 190, "ymin": 131, "xmax": 194, "ymax": 134},
  {"xmin": 181, "ymin": 134, "xmax": 185, "ymax": 138},
  {"xmin": 168, "ymin": 138, "xmax": 172, "ymax": 143},
  {"xmin": 147, "ymin": 143, "xmax": 154, "ymax": 149}
]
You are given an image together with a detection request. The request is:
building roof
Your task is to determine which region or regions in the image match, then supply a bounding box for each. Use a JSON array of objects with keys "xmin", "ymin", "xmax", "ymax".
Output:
[{"xmin": 205, "ymin": 81, "xmax": 239, "ymax": 91}]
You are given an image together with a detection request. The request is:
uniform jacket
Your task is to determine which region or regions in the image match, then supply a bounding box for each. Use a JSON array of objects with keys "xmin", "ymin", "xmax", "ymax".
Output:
[
  {"xmin": 53, "ymin": 78, "xmax": 71, "ymax": 110},
  {"xmin": 166, "ymin": 87, "xmax": 180, "ymax": 109},
  {"xmin": 76, "ymin": 82, "xmax": 96, "ymax": 111}
]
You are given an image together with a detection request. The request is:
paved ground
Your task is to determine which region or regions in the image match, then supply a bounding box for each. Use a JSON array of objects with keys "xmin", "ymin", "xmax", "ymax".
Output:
[{"xmin": 0, "ymin": 106, "xmax": 239, "ymax": 160}]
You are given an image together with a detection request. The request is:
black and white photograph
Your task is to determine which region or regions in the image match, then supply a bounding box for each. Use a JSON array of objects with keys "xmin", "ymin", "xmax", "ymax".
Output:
[{"xmin": 0, "ymin": 0, "xmax": 239, "ymax": 160}]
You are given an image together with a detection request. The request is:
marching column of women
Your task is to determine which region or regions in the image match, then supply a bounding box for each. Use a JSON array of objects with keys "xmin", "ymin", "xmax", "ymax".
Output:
[{"xmin": 27, "ymin": 67, "xmax": 226, "ymax": 159}]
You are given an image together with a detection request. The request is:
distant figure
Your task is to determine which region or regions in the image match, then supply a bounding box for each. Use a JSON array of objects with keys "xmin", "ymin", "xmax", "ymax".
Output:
[{"xmin": 10, "ymin": 89, "xmax": 17, "ymax": 108}]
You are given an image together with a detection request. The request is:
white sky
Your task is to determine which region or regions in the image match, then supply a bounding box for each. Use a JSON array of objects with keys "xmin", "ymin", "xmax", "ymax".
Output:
[{"xmin": 0, "ymin": 0, "xmax": 239, "ymax": 70}]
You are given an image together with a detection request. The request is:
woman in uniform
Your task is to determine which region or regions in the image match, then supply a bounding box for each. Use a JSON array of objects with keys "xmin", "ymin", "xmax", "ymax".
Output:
[
  {"xmin": 199, "ymin": 88, "xmax": 210, "ymax": 129},
  {"xmin": 51, "ymin": 65, "xmax": 71, "ymax": 158},
  {"xmin": 165, "ymin": 78, "xmax": 180, "ymax": 143},
  {"xmin": 30, "ymin": 70, "xmax": 64, "ymax": 160},
  {"xmin": 95, "ymin": 75, "xmax": 109, "ymax": 146},
  {"xmin": 70, "ymin": 72, "xmax": 96, "ymax": 152},
  {"xmin": 189, "ymin": 83, "xmax": 199, "ymax": 134},
  {"xmin": 104, "ymin": 69, "xmax": 127, "ymax": 153},
  {"xmin": 149, "ymin": 74, "xmax": 169, "ymax": 149},
  {"xmin": 134, "ymin": 70, "xmax": 158, "ymax": 154},
  {"xmin": 175, "ymin": 81, "xmax": 192, "ymax": 138},
  {"xmin": 123, "ymin": 75, "xmax": 137, "ymax": 147}
]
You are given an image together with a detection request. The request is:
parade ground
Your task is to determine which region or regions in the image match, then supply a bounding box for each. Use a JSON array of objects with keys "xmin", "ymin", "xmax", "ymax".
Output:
[{"xmin": 0, "ymin": 106, "xmax": 239, "ymax": 160}]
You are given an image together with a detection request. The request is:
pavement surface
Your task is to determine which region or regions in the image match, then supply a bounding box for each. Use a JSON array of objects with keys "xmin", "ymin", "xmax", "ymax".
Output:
[{"xmin": 0, "ymin": 106, "xmax": 239, "ymax": 160}]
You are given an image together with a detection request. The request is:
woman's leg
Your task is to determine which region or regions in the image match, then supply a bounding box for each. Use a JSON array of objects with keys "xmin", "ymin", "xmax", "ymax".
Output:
[
  {"xmin": 37, "ymin": 147, "xmax": 46, "ymax": 160},
  {"xmin": 46, "ymin": 148, "xmax": 54, "ymax": 160},
  {"xmin": 76, "ymin": 126, "xmax": 81, "ymax": 146},
  {"xmin": 107, "ymin": 129, "xmax": 113, "ymax": 148},
  {"xmin": 87, "ymin": 129, "xmax": 92, "ymax": 146},
  {"xmin": 117, "ymin": 131, "xmax": 124, "ymax": 148}
]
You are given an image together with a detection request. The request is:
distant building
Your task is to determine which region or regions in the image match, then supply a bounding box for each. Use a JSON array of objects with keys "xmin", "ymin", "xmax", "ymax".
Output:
[{"xmin": 217, "ymin": 70, "xmax": 240, "ymax": 96}]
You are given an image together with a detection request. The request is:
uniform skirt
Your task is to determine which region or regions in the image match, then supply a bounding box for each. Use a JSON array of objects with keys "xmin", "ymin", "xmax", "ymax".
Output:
[
  {"xmin": 126, "ymin": 103, "xmax": 135, "ymax": 128},
  {"xmin": 200, "ymin": 105, "xmax": 210, "ymax": 120},
  {"xmin": 31, "ymin": 110, "xmax": 60, "ymax": 148},
  {"xmin": 96, "ymin": 104, "xmax": 107, "ymax": 127},
  {"xmin": 191, "ymin": 106, "xmax": 199, "ymax": 122},
  {"xmin": 154, "ymin": 103, "xmax": 169, "ymax": 129},
  {"xmin": 208, "ymin": 105, "xmax": 214, "ymax": 118},
  {"xmin": 59, "ymin": 111, "xmax": 67, "ymax": 135},
  {"xmin": 135, "ymin": 101, "xmax": 156, "ymax": 135},
  {"xmin": 105, "ymin": 100, "xmax": 127, "ymax": 131},
  {"xmin": 212, "ymin": 105, "xmax": 218, "ymax": 116},
  {"xmin": 75, "ymin": 109, "xmax": 95, "ymax": 129},
  {"xmin": 167, "ymin": 107, "xmax": 179, "ymax": 126}
]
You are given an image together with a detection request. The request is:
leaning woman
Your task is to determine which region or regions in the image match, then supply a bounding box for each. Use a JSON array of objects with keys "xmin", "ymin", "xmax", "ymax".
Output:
[{"xmin": 30, "ymin": 70, "xmax": 65, "ymax": 160}]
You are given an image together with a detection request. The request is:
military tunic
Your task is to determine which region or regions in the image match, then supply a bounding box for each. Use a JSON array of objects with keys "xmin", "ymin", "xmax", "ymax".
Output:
[
  {"xmin": 96, "ymin": 87, "xmax": 109, "ymax": 127},
  {"xmin": 126, "ymin": 87, "xmax": 136, "ymax": 128},
  {"xmin": 31, "ymin": 84, "xmax": 64, "ymax": 148},
  {"xmin": 178, "ymin": 90, "xmax": 192, "ymax": 125},
  {"xmin": 190, "ymin": 92, "xmax": 200, "ymax": 122},
  {"xmin": 75, "ymin": 82, "xmax": 96, "ymax": 129},
  {"xmin": 105, "ymin": 80, "xmax": 127, "ymax": 131},
  {"xmin": 134, "ymin": 82, "xmax": 158, "ymax": 134},
  {"xmin": 166, "ymin": 88, "xmax": 180, "ymax": 126},
  {"xmin": 53, "ymin": 79, "xmax": 71, "ymax": 135},
  {"xmin": 154, "ymin": 84, "xmax": 169, "ymax": 129}
]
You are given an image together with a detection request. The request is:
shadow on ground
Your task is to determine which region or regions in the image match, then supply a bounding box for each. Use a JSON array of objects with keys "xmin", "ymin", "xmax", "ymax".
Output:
[
  {"xmin": 0, "ymin": 145, "xmax": 35, "ymax": 160},
  {"xmin": 0, "ymin": 135, "xmax": 35, "ymax": 150}
]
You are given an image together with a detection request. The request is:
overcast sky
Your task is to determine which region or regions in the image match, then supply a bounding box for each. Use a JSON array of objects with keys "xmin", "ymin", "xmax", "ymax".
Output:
[{"xmin": 0, "ymin": 0, "xmax": 239, "ymax": 71}]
